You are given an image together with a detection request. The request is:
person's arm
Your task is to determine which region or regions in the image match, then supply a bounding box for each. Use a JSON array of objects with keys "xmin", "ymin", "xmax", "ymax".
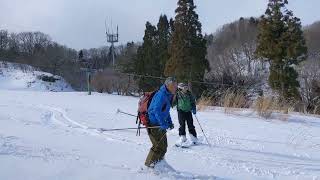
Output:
[
  {"xmin": 190, "ymin": 92, "xmax": 197, "ymax": 114},
  {"xmin": 153, "ymin": 94, "xmax": 169, "ymax": 130},
  {"xmin": 166, "ymin": 114, "xmax": 174, "ymax": 129}
]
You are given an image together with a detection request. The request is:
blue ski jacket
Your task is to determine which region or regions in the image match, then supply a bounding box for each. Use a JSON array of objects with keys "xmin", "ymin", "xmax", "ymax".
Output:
[{"xmin": 148, "ymin": 85, "xmax": 173, "ymax": 130}]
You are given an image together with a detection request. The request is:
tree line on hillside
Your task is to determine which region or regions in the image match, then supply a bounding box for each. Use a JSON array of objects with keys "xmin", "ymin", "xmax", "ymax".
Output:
[
  {"xmin": 0, "ymin": 30, "xmax": 126, "ymax": 90},
  {"xmin": 1, "ymin": 0, "xmax": 319, "ymax": 114},
  {"xmin": 116, "ymin": 0, "xmax": 308, "ymax": 99},
  {"xmin": 0, "ymin": 30, "xmax": 87, "ymax": 90},
  {"xmin": 110, "ymin": 0, "xmax": 319, "ymax": 114}
]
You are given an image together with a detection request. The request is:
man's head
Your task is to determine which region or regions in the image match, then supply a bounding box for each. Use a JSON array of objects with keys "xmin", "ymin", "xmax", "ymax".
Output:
[{"xmin": 164, "ymin": 77, "xmax": 177, "ymax": 94}]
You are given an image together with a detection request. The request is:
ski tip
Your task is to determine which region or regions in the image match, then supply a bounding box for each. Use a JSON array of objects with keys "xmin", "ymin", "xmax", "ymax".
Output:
[{"xmin": 175, "ymin": 144, "xmax": 190, "ymax": 148}]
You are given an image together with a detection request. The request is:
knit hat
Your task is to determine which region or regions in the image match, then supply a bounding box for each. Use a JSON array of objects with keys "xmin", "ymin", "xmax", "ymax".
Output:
[{"xmin": 164, "ymin": 77, "xmax": 177, "ymax": 86}]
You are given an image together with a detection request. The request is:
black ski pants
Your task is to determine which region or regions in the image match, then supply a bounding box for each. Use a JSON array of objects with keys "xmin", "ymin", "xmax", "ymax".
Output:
[{"xmin": 178, "ymin": 110, "xmax": 197, "ymax": 137}]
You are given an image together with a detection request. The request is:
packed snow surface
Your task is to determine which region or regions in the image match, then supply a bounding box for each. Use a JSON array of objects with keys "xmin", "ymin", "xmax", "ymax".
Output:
[{"xmin": 0, "ymin": 90, "xmax": 320, "ymax": 180}]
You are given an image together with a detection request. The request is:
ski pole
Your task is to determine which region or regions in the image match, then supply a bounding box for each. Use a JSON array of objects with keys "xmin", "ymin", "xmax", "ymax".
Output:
[
  {"xmin": 97, "ymin": 126, "xmax": 160, "ymax": 132},
  {"xmin": 194, "ymin": 115, "xmax": 212, "ymax": 147},
  {"xmin": 117, "ymin": 109, "xmax": 137, "ymax": 117}
]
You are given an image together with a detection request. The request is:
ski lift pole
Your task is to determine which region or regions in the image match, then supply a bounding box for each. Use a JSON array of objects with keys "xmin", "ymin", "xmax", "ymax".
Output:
[
  {"xmin": 86, "ymin": 62, "xmax": 92, "ymax": 95},
  {"xmin": 194, "ymin": 114, "xmax": 212, "ymax": 147},
  {"xmin": 87, "ymin": 70, "xmax": 91, "ymax": 95}
]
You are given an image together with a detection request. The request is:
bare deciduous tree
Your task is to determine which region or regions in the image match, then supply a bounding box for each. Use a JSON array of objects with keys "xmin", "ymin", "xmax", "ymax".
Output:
[{"xmin": 206, "ymin": 17, "xmax": 266, "ymax": 87}]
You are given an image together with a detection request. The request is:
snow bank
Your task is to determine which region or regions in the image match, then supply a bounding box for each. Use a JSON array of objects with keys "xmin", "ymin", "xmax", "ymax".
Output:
[{"xmin": 0, "ymin": 61, "xmax": 73, "ymax": 92}]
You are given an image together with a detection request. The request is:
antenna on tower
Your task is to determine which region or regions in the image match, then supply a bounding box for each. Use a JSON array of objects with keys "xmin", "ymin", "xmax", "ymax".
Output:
[
  {"xmin": 105, "ymin": 20, "xmax": 108, "ymax": 34},
  {"xmin": 105, "ymin": 18, "xmax": 119, "ymax": 68}
]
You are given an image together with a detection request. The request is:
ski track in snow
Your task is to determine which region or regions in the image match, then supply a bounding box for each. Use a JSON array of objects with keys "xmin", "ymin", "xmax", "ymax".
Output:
[
  {"xmin": 36, "ymin": 105, "xmax": 220, "ymax": 179},
  {"xmin": 36, "ymin": 104, "xmax": 151, "ymax": 147},
  {"xmin": 138, "ymin": 164, "xmax": 219, "ymax": 180},
  {"xmin": 0, "ymin": 134, "xmax": 80, "ymax": 162},
  {"xmin": 0, "ymin": 105, "xmax": 148, "ymax": 177},
  {"xmin": 168, "ymin": 116, "xmax": 320, "ymax": 179},
  {"xmin": 172, "ymin": 144, "xmax": 320, "ymax": 179},
  {"xmin": 0, "ymin": 102, "xmax": 220, "ymax": 179},
  {"xmin": 0, "ymin": 104, "xmax": 147, "ymax": 165},
  {"xmin": 0, "ymin": 134, "xmax": 143, "ymax": 175},
  {"xmin": 1, "ymin": 103, "xmax": 318, "ymax": 179}
]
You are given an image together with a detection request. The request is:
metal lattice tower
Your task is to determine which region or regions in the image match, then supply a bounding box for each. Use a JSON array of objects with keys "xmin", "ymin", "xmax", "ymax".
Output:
[{"xmin": 106, "ymin": 22, "xmax": 119, "ymax": 67}]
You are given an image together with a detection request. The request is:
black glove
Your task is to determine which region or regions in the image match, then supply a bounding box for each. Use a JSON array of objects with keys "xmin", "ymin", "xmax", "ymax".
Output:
[{"xmin": 169, "ymin": 123, "xmax": 174, "ymax": 130}]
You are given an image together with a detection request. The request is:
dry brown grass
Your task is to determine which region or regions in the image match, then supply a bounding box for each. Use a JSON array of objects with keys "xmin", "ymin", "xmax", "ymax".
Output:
[
  {"xmin": 253, "ymin": 96, "xmax": 295, "ymax": 119},
  {"xmin": 254, "ymin": 96, "xmax": 275, "ymax": 119},
  {"xmin": 196, "ymin": 90, "xmax": 298, "ymax": 121},
  {"xmin": 223, "ymin": 89, "xmax": 247, "ymax": 113},
  {"xmin": 197, "ymin": 96, "xmax": 214, "ymax": 111}
]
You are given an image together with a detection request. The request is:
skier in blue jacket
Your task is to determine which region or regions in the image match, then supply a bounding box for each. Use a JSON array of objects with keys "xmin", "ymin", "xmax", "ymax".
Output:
[{"xmin": 145, "ymin": 77, "xmax": 177, "ymax": 168}]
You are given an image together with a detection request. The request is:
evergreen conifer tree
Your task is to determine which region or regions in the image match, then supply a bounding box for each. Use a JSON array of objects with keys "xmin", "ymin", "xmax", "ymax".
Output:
[
  {"xmin": 256, "ymin": 0, "xmax": 307, "ymax": 100},
  {"xmin": 165, "ymin": 0, "xmax": 208, "ymax": 95}
]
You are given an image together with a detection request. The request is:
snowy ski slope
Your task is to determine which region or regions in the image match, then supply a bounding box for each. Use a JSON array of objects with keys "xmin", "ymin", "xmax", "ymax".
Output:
[{"xmin": 0, "ymin": 90, "xmax": 320, "ymax": 180}]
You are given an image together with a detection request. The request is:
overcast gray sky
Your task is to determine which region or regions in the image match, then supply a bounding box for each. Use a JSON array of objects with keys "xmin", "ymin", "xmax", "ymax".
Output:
[{"xmin": 1, "ymin": 0, "xmax": 319, "ymax": 50}]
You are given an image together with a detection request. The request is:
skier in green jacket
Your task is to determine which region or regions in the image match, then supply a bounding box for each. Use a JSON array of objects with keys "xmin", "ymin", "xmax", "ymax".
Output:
[{"xmin": 173, "ymin": 83, "xmax": 198, "ymax": 146}]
